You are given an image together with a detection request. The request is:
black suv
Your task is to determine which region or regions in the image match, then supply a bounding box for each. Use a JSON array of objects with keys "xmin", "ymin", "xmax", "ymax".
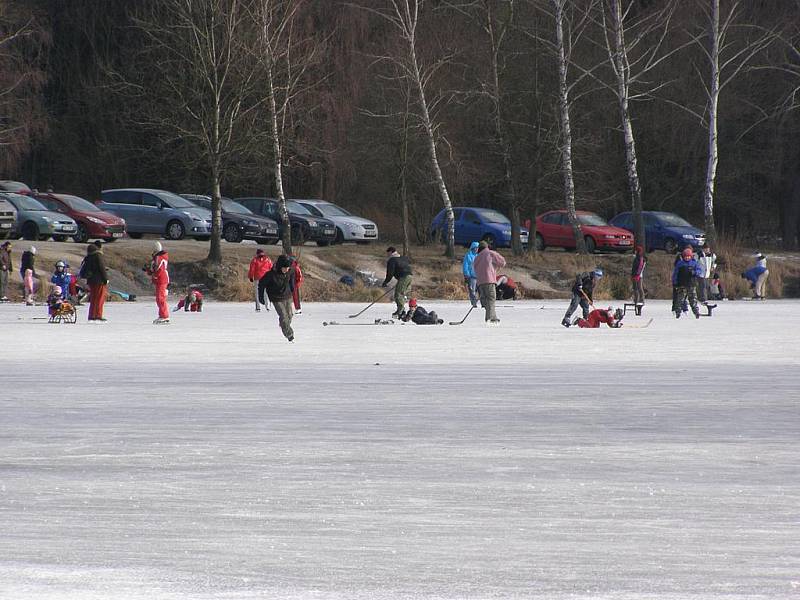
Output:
[
  {"xmin": 181, "ymin": 194, "xmax": 279, "ymax": 244},
  {"xmin": 235, "ymin": 197, "xmax": 337, "ymax": 246}
]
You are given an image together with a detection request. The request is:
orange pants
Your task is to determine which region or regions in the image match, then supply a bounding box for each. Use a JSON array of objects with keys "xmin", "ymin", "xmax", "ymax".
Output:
[{"xmin": 88, "ymin": 283, "xmax": 107, "ymax": 319}]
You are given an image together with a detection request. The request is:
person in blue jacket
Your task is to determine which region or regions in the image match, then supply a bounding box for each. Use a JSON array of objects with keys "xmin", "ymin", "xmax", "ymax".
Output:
[
  {"xmin": 50, "ymin": 260, "xmax": 71, "ymax": 300},
  {"xmin": 462, "ymin": 241, "xmax": 480, "ymax": 308},
  {"xmin": 741, "ymin": 253, "xmax": 768, "ymax": 299},
  {"xmin": 672, "ymin": 246, "xmax": 703, "ymax": 318}
]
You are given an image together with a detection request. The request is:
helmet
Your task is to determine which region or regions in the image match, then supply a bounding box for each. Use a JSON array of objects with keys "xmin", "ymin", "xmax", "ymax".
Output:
[
  {"xmin": 682, "ymin": 247, "xmax": 694, "ymax": 260},
  {"xmin": 153, "ymin": 241, "xmax": 163, "ymax": 253},
  {"xmin": 55, "ymin": 260, "xmax": 65, "ymax": 269},
  {"xmin": 30, "ymin": 246, "xmax": 37, "ymax": 255},
  {"xmin": 592, "ymin": 268, "xmax": 603, "ymax": 278},
  {"xmin": 52, "ymin": 285, "xmax": 62, "ymax": 296},
  {"xmin": 409, "ymin": 298, "xmax": 418, "ymax": 308},
  {"xmin": 614, "ymin": 308, "xmax": 624, "ymax": 321}
]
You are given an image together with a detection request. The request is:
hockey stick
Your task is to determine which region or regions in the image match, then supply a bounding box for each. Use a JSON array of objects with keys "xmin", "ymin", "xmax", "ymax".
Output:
[
  {"xmin": 449, "ymin": 305, "xmax": 475, "ymax": 325},
  {"xmin": 324, "ymin": 319, "xmax": 394, "ymax": 326},
  {"xmin": 348, "ymin": 286, "xmax": 395, "ymax": 318},
  {"xmin": 622, "ymin": 318, "xmax": 653, "ymax": 329}
]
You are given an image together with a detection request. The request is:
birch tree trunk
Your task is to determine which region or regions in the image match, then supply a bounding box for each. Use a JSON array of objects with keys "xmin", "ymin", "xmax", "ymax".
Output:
[
  {"xmin": 553, "ymin": 0, "xmax": 587, "ymax": 253},
  {"xmin": 702, "ymin": 0, "xmax": 720, "ymax": 246}
]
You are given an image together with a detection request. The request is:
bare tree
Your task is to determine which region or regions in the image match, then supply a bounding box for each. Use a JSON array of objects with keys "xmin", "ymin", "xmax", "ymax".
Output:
[
  {"xmin": 362, "ymin": 0, "xmax": 458, "ymax": 258},
  {"xmin": 133, "ymin": 0, "xmax": 262, "ymax": 263}
]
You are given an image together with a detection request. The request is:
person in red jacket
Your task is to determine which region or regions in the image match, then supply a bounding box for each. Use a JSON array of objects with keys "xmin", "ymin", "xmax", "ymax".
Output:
[
  {"xmin": 575, "ymin": 307, "xmax": 624, "ymax": 328},
  {"xmin": 289, "ymin": 255, "xmax": 304, "ymax": 314},
  {"xmin": 248, "ymin": 249, "xmax": 273, "ymax": 312},
  {"xmin": 146, "ymin": 241, "xmax": 170, "ymax": 324},
  {"xmin": 174, "ymin": 287, "xmax": 204, "ymax": 312}
]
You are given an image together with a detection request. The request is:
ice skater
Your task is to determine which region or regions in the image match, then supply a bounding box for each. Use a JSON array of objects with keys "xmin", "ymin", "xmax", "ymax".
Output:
[
  {"xmin": 261, "ymin": 254, "xmax": 296, "ymax": 342},
  {"xmin": 145, "ymin": 241, "xmax": 170, "ymax": 324},
  {"xmin": 630, "ymin": 245, "xmax": 646, "ymax": 313},
  {"xmin": 290, "ymin": 256, "xmax": 304, "ymax": 314},
  {"xmin": 473, "ymin": 240, "xmax": 506, "ymax": 323},
  {"xmin": 562, "ymin": 268, "xmax": 603, "ymax": 327},
  {"xmin": 382, "ymin": 246, "xmax": 412, "ymax": 318},
  {"xmin": 20, "ymin": 245, "xmax": 38, "ymax": 305},
  {"xmin": 672, "ymin": 246, "xmax": 703, "ymax": 318},
  {"xmin": 462, "ymin": 241, "xmax": 479, "ymax": 308},
  {"xmin": 248, "ymin": 249, "xmax": 272, "ymax": 312},
  {"xmin": 81, "ymin": 243, "xmax": 109, "ymax": 322},
  {"xmin": 696, "ymin": 243, "xmax": 716, "ymax": 304},
  {"xmin": 0, "ymin": 241, "xmax": 12, "ymax": 302}
]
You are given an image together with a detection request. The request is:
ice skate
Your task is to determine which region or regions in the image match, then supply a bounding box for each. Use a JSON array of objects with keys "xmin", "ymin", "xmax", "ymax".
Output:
[{"xmin": 153, "ymin": 317, "xmax": 170, "ymax": 325}]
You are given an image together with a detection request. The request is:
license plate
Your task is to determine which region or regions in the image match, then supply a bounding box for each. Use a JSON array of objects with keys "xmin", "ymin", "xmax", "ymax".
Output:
[
  {"xmin": 112, "ymin": 232, "xmax": 123, "ymax": 238},
  {"xmin": 62, "ymin": 227, "xmax": 76, "ymax": 232},
  {"xmin": 0, "ymin": 223, "xmax": 10, "ymax": 229},
  {"xmin": 619, "ymin": 239, "xmax": 632, "ymax": 245},
  {"xmin": 324, "ymin": 229, "xmax": 334, "ymax": 235}
]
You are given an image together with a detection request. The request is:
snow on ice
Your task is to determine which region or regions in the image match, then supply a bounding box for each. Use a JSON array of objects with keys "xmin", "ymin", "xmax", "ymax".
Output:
[{"xmin": 0, "ymin": 299, "xmax": 798, "ymax": 599}]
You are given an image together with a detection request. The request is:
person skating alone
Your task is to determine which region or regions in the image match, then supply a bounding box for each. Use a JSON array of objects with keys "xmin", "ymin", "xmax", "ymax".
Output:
[
  {"xmin": 400, "ymin": 298, "xmax": 444, "ymax": 325},
  {"xmin": 562, "ymin": 268, "xmax": 603, "ymax": 327},
  {"xmin": 248, "ymin": 249, "xmax": 272, "ymax": 312},
  {"xmin": 81, "ymin": 242, "xmax": 109, "ymax": 321},
  {"xmin": 262, "ymin": 254, "xmax": 297, "ymax": 342},
  {"xmin": 20, "ymin": 245, "xmax": 38, "ymax": 305},
  {"xmin": 630, "ymin": 245, "xmax": 646, "ymax": 314},
  {"xmin": 382, "ymin": 246, "xmax": 412, "ymax": 318},
  {"xmin": 672, "ymin": 246, "xmax": 703, "ymax": 318},
  {"xmin": 473, "ymin": 240, "xmax": 506, "ymax": 323},
  {"xmin": 146, "ymin": 241, "xmax": 170, "ymax": 324},
  {"xmin": 696, "ymin": 243, "xmax": 716, "ymax": 305},
  {"xmin": 0, "ymin": 241, "xmax": 12, "ymax": 302},
  {"xmin": 461, "ymin": 241, "xmax": 479, "ymax": 308}
]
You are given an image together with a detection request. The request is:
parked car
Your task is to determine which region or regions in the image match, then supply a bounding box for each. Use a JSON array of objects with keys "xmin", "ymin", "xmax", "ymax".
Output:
[
  {"xmin": 429, "ymin": 207, "xmax": 529, "ymax": 248},
  {"xmin": 0, "ymin": 180, "xmax": 32, "ymax": 194},
  {"xmin": 0, "ymin": 195, "xmax": 17, "ymax": 239},
  {"xmin": 295, "ymin": 199, "xmax": 378, "ymax": 244},
  {"xmin": 181, "ymin": 194, "xmax": 280, "ymax": 244},
  {"xmin": 97, "ymin": 188, "xmax": 212, "ymax": 240},
  {"xmin": 235, "ymin": 197, "xmax": 337, "ymax": 246},
  {"xmin": 35, "ymin": 192, "xmax": 126, "ymax": 243},
  {"xmin": 1, "ymin": 192, "xmax": 78, "ymax": 241},
  {"xmin": 609, "ymin": 211, "xmax": 706, "ymax": 253},
  {"xmin": 535, "ymin": 210, "xmax": 634, "ymax": 253}
]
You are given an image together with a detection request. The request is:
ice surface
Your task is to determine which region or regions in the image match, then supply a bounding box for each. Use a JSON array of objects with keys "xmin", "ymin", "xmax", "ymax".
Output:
[{"xmin": 1, "ymin": 299, "xmax": 798, "ymax": 599}]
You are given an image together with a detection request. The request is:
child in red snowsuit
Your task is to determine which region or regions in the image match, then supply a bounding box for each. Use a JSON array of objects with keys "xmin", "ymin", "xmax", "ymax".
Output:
[
  {"xmin": 576, "ymin": 307, "xmax": 624, "ymax": 328},
  {"xmin": 175, "ymin": 288, "xmax": 204, "ymax": 312},
  {"xmin": 290, "ymin": 256, "xmax": 304, "ymax": 313},
  {"xmin": 146, "ymin": 241, "xmax": 170, "ymax": 324},
  {"xmin": 248, "ymin": 249, "xmax": 273, "ymax": 312}
]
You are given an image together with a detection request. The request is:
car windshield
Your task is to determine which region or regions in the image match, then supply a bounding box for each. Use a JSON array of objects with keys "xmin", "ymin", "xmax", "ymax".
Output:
[
  {"xmin": 155, "ymin": 191, "xmax": 197, "ymax": 209},
  {"xmin": 58, "ymin": 194, "xmax": 102, "ymax": 213},
  {"xmin": 313, "ymin": 203, "xmax": 351, "ymax": 217},
  {"xmin": 222, "ymin": 200, "xmax": 253, "ymax": 215},
  {"xmin": 474, "ymin": 209, "xmax": 510, "ymax": 224},
  {"xmin": 285, "ymin": 200, "xmax": 312, "ymax": 215},
  {"xmin": 5, "ymin": 194, "xmax": 47, "ymax": 211},
  {"xmin": 578, "ymin": 214, "xmax": 608, "ymax": 226},
  {"xmin": 656, "ymin": 213, "xmax": 693, "ymax": 227}
]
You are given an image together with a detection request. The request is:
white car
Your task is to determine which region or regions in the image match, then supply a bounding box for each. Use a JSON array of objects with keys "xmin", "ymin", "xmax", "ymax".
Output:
[{"xmin": 296, "ymin": 199, "xmax": 378, "ymax": 244}]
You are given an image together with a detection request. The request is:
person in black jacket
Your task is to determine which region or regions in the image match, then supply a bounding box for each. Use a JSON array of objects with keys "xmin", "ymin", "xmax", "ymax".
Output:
[
  {"xmin": 561, "ymin": 268, "xmax": 603, "ymax": 327},
  {"xmin": 382, "ymin": 246, "xmax": 413, "ymax": 318},
  {"xmin": 20, "ymin": 245, "xmax": 38, "ymax": 305},
  {"xmin": 400, "ymin": 298, "xmax": 443, "ymax": 324},
  {"xmin": 82, "ymin": 243, "xmax": 109, "ymax": 321},
  {"xmin": 261, "ymin": 254, "xmax": 296, "ymax": 342}
]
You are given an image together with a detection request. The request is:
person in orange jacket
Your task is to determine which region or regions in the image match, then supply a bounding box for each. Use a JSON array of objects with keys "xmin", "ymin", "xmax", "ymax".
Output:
[
  {"xmin": 145, "ymin": 241, "xmax": 170, "ymax": 324},
  {"xmin": 248, "ymin": 248, "xmax": 273, "ymax": 312},
  {"xmin": 289, "ymin": 255, "xmax": 304, "ymax": 314}
]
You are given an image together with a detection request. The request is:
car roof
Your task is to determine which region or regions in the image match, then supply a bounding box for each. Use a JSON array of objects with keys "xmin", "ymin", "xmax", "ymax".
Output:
[
  {"xmin": 541, "ymin": 209, "xmax": 597, "ymax": 215},
  {"xmin": 102, "ymin": 188, "xmax": 174, "ymax": 194}
]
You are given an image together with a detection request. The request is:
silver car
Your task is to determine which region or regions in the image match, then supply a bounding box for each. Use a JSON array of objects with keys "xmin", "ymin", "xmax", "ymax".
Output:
[
  {"xmin": 296, "ymin": 199, "xmax": 378, "ymax": 244},
  {"xmin": 98, "ymin": 188, "xmax": 212, "ymax": 240},
  {"xmin": 1, "ymin": 192, "xmax": 78, "ymax": 241}
]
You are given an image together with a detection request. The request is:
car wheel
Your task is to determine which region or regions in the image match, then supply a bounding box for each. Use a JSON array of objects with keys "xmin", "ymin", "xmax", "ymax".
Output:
[
  {"xmin": 584, "ymin": 236, "xmax": 597, "ymax": 254},
  {"xmin": 166, "ymin": 220, "xmax": 185, "ymax": 240},
  {"xmin": 290, "ymin": 225, "xmax": 306, "ymax": 245},
  {"xmin": 128, "ymin": 232, "xmax": 143, "ymax": 239},
  {"xmin": 265, "ymin": 238, "xmax": 279, "ymax": 245},
  {"xmin": 22, "ymin": 222, "xmax": 39, "ymax": 241},
  {"xmin": 334, "ymin": 228, "xmax": 345, "ymax": 244},
  {"xmin": 73, "ymin": 224, "xmax": 89, "ymax": 243},
  {"xmin": 223, "ymin": 223, "xmax": 242, "ymax": 243},
  {"xmin": 52, "ymin": 235, "xmax": 68, "ymax": 242},
  {"xmin": 356, "ymin": 240, "xmax": 371, "ymax": 245},
  {"xmin": 482, "ymin": 234, "xmax": 496, "ymax": 249},
  {"xmin": 317, "ymin": 240, "xmax": 330, "ymax": 247},
  {"xmin": 664, "ymin": 238, "xmax": 677, "ymax": 254},
  {"xmin": 534, "ymin": 233, "xmax": 545, "ymax": 252}
]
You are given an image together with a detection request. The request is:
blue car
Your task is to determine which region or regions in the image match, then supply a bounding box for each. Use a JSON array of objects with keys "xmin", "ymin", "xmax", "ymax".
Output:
[
  {"xmin": 609, "ymin": 211, "xmax": 706, "ymax": 253},
  {"xmin": 430, "ymin": 207, "xmax": 529, "ymax": 248}
]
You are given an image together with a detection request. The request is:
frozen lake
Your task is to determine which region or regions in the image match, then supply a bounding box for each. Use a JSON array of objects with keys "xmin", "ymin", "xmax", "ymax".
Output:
[{"xmin": 1, "ymin": 299, "xmax": 798, "ymax": 599}]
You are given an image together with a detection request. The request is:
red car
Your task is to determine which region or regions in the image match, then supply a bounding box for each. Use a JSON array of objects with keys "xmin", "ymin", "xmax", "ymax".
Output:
[
  {"xmin": 535, "ymin": 210, "xmax": 633, "ymax": 253},
  {"xmin": 35, "ymin": 192, "xmax": 126, "ymax": 243}
]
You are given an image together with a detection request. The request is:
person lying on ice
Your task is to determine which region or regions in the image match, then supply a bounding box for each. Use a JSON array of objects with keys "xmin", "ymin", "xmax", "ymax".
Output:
[
  {"xmin": 495, "ymin": 275, "xmax": 517, "ymax": 300},
  {"xmin": 400, "ymin": 298, "xmax": 443, "ymax": 324},
  {"xmin": 575, "ymin": 307, "xmax": 624, "ymax": 328},
  {"xmin": 174, "ymin": 288, "xmax": 204, "ymax": 312}
]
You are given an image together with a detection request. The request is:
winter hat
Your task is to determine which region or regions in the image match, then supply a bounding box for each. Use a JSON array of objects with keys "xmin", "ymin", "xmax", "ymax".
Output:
[
  {"xmin": 478, "ymin": 240, "xmax": 489, "ymax": 250},
  {"xmin": 153, "ymin": 241, "xmax": 163, "ymax": 253},
  {"xmin": 52, "ymin": 285, "xmax": 62, "ymax": 296},
  {"xmin": 87, "ymin": 243, "xmax": 98, "ymax": 254},
  {"xmin": 409, "ymin": 298, "xmax": 418, "ymax": 308},
  {"xmin": 681, "ymin": 247, "xmax": 693, "ymax": 260},
  {"xmin": 93, "ymin": 240, "xmax": 103, "ymax": 249},
  {"xmin": 592, "ymin": 267, "xmax": 604, "ymax": 278},
  {"xmin": 1, "ymin": 241, "xmax": 10, "ymax": 248},
  {"xmin": 30, "ymin": 246, "xmax": 36, "ymax": 255},
  {"xmin": 256, "ymin": 249, "xmax": 265, "ymax": 255},
  {"xmin": 276, "ymin": 254, "xmax": 292, "ymax": 269},
  {"xmin": 386, "ymin": 246, "xmax": 396, "ymax": 254},
  {"xmin": 470, "ymin": 241, "xmax": 480, "ymax": 251}
]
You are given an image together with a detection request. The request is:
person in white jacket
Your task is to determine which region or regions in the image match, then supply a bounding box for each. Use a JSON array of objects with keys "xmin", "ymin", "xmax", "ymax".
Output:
[{"xmin": 696, "ymin": 243, "xmax": 716, "ymax": 304}]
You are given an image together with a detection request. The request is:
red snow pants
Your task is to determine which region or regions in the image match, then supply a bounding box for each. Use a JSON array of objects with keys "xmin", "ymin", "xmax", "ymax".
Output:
[
  {"xmin": 88, "ymin": 283, "xmax": 107, "ymax": 320},
  {"xmin": 155, "ymin": 283, "xmax": 169, "ymax": 319}
]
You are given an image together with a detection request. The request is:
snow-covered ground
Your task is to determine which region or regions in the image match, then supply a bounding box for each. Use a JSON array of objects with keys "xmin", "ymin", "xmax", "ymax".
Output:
[{"xmin": 1, "ymin": 299, "xmax": 798, "ymax": 600}]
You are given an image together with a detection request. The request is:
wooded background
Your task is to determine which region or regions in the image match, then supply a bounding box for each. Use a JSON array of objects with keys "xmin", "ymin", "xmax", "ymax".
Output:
[{"xmin": 2, "ymin": 0, "xmax": 799, "ymax": 248}]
